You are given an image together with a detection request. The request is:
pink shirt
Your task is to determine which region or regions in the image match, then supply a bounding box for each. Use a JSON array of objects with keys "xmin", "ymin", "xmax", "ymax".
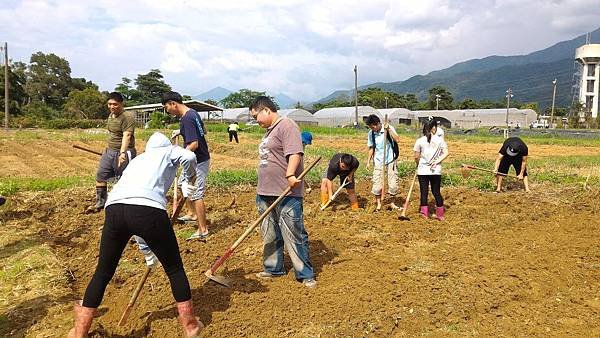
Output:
[{"xmin": 257, "ymin": 118, "xmax": 304, "ymax": 197}]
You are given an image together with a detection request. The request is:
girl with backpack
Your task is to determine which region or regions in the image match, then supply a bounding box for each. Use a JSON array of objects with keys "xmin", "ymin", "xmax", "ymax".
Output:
[{"xmin": 413, "ymin": 119, "xmax": 449, "ymax": 220}]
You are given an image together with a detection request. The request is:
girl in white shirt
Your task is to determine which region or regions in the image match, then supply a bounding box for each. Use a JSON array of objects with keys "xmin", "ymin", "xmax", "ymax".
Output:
[{"xmin": 413, "ymin": 120, "xmax": 449, "ymax": 220}]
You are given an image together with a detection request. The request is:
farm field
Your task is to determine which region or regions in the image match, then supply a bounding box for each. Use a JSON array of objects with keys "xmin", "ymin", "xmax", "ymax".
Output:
[{"xmin": 1, "ymin": 128, "xmax": 599, "ymax": 337}]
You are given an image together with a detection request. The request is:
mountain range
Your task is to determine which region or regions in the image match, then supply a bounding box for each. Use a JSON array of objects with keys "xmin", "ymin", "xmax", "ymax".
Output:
[
  {"xmin": 193, "ymin": 87, "xmax": 297, "ymax": 109},
  {"xmin": 315, "ymin": 27, "xmax": 600, "ymax": 109}
]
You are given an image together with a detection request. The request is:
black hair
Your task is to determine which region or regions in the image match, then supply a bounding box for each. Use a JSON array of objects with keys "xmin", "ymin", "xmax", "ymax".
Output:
[
  {"xmin": 365, "ymin": 114, "xmax": 380, "ymax": 126},
  {"xmin": 161, "ymin": 91, "xmax": 183, "ymax": 105},
  {"xmin": 107, "ymin": 92, "xmax": 124, "ymax": 103},
  {"xmin": 249, "ymin": 96, "xmax": 277, "ymax": 113},
  {"xmin": 340, "ymin": 153, "xmax": 354, "ymax": 167},
  {"xmin": 423, "ymin": 119, "xmax": 437, "ymax": 143}
]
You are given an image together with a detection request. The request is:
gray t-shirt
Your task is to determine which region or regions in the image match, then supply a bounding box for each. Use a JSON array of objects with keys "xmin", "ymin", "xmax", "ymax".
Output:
[{"xmin": 257, "ymin": 118, "xmax": 304, "ymax": 197}]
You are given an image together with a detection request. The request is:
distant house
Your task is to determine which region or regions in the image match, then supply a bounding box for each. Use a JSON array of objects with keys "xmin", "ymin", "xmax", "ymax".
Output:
[
  {"xmin": 278, "ymin": 108, "xmax": 318, "ymax": 125},
  {"xmin": 124, "ymin": 100, "xmax": 222, "ymax": 125},
  {"xmin": 313, "ymin": 106, "xmax": 379, "ymax": 127}
]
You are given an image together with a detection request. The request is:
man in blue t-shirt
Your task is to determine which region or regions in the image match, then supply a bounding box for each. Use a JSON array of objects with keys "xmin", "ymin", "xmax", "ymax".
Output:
[{"xmin": 163, "ymin": 91, "xmax": 211, "ymax": 240}]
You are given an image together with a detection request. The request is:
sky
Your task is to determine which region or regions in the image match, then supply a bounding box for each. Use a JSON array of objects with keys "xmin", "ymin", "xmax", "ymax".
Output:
[{"xmin": 1, "ymin": 0, "xmax": 599, "ymax": 102}]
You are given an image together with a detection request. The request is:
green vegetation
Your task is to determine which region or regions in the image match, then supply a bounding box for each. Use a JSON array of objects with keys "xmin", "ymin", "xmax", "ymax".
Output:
[{"xmin": 0, "ymin": 176, "xmax": 94, "ymax": 196}]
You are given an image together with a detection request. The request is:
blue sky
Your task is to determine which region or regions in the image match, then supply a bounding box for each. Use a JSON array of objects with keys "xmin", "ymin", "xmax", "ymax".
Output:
[{"xmin": 2, "ymin": 0, "xmax": 599, "ymax": 101}]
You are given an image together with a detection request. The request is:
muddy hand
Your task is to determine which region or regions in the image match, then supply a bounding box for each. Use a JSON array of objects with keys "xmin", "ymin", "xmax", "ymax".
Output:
[{"xmin": 287, "ymin": 176, "xmax": 301, "ymax": 188}]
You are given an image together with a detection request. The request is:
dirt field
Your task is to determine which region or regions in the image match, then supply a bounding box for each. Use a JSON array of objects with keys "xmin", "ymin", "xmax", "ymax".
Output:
[{"xmin": 1, "ymin": 130, "xmax": 600, "ymax": 337}]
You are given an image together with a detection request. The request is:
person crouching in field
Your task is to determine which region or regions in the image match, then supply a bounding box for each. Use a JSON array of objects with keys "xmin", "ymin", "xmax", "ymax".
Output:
[
  {"xmin": 68, "ymin": 132, "xmax": 202, "ymax": 338},
  {"xmin": 494, "ymin": 137, "xmax": 531, "ymax": 193},
  {"xmin": 320, "ymin": 153, "xmax": 360, "ymax": 210},
  {"xmin": 413, "ymin": 119, "xmax": 449, "ymax": 220},
  {"xmin": 365, "ymin": 114, "xmax": 401, "ymax": 211}
]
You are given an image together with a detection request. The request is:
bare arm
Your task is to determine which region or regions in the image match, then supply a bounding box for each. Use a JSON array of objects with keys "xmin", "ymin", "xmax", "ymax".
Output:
[
  {"xmin": 286, "ymin": 153, "xmax": 303, "ymax": 188},
  {"xmin": 120, "ymin": 131, "xmax": 132, "ymax": 153},
  {"xmin": 519, "ymin": 156, "xmax": 528, "ymax": 178},
  {"xmin": 414, "ymin": 151, "xmax": 420, "ymax": 166},
  {"xmin": 494, "ymin": 154, "xmax": 504, "ymax": 173},
  {"xmin": 366, "ymin": 147, "xmax": 374, "ymax": 168},
  {"xmin": 186, "ymin": 140, "xmax": 199, "ymax": 152}
]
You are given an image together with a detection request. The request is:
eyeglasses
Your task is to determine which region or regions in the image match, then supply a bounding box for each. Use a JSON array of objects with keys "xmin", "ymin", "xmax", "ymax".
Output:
[{"xmin": 249, "ymin": 108, "xmax": 266, "ymax": 120}]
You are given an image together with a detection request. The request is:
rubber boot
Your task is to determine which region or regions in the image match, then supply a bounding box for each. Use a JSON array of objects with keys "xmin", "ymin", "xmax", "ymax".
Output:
[
  {"xmin": 320, "ymin": 191, "xmax": 329, "ymax": 207},
  {"xmin": 67, "ymin": 301, "xmax": 96, "ymax": 338},
  {"xmin": 420, "ymin": 206, "xmax": 429, "ymax": 219},
  {"xmin": 86, "ymin": 186, "xmax": 107, "ymax": 213},
  {"xmin": 350, "ymin": 201, "xmax": 359, "ymax": 210},
  {"xmin": 435, "ymin": 206, "xmax": 445, "ymax": 221},
  {"xmin": 177, "ymin": 300, "xmax": 203, "ymax": 338}
]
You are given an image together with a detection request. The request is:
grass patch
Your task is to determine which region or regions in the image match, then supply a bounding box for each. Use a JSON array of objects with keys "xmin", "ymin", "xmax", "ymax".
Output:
[
  {"xmin": 208, "ymin": 169, "xmax": 257, "ymax": 187},
  {"xmin": 0, "ymin": 176, "xmax": 94, "ymax": 196}
]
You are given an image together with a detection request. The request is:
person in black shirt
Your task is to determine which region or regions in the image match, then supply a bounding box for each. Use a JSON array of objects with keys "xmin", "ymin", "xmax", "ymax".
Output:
[
  {"xmin": 494, "ymin": 137, "xmax": 530, "ymax": 193},
  {"xmin": 320, "ymin": 153, "xmax": 360, "ymax": 210}
]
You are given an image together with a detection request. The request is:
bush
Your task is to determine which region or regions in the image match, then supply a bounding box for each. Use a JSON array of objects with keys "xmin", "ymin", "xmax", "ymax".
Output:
[
  {"xmin": 147, "ymin": 111, "xmax": 170, "ymax": 129},
  {"xmin": 9, "ymin": 116, "xmax": 40, "ymax": 128},
  {"xmin": 21, "ymin": 101, "xmax": 59, "ymax": 120}
]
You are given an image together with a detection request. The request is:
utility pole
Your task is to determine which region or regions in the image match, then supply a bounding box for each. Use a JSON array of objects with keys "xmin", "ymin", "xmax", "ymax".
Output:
[
  {"xmin": 550, "ymin": 79, "xmax": 557, "ymax": 129},
  {"xmin": 505, "ymin": 88, "xmax": 513, "ymax": 138},
  {"xmin": 385, "ymin": 96, "xmax": 388, "ymax": 109},
  {"xmin": 435, "ymin": 94, "xmax": 441, "ymax": 111},
  {"xmin": 354, "ymin": 65, "xmax": 358, "ymax": 126},
  {"xmin": 2, "ymin": 42, "xmax": 7, "ymax": 129}
]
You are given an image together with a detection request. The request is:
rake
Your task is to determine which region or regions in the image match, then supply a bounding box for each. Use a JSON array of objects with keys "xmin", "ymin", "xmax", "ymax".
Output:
[
  {"xmin": 204, "ymin": 157, "xmax": 321, "ymax": 287},
  {"xmin": 460, "ymin": 164, "xmax": 519, "ymax": 179}
]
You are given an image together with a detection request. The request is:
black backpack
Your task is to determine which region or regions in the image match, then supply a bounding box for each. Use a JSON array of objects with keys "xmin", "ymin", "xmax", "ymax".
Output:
[{"xmin": 371, "ymin": 129, "xmax": 399, "ymax": 161}]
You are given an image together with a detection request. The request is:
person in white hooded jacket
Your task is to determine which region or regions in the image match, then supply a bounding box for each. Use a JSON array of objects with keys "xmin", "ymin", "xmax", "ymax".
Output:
[{"xmin": 68, "ymin": 132, "xmax": 202, "ymax": 338}]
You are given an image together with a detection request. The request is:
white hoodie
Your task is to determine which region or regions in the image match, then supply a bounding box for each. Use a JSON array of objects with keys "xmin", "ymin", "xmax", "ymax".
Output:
[{"xmin": 105, "ymin": 132, "xmax": 197, "ymax": 210}]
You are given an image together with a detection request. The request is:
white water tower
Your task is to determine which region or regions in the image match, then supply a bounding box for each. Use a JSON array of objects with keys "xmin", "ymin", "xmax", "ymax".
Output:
[{"xmin": 574, "ymin": 43, "xmax": 600, "ymax": 118}]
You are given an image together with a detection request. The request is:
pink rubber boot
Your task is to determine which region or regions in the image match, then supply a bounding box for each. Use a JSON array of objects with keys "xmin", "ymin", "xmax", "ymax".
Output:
[
  {"xmin": 67, "ymin": 301, "xmax": 96, "ymax": 338},
  {"xmin": 435, "ymin": 206, "xmax": 445, "ymax": 221},
  {"xmin": 177, "ymin": 300, "xmax": 204, "ymax": 338},
  {"xmin": 420, "ymin": 206, "xmax": 429, "ymax": 219}
]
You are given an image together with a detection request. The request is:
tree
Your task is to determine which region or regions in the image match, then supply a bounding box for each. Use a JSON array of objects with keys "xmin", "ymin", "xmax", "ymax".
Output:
[
  {"xmin": 63, "ymin": 87, "xmax": 107, "ymax": 119},
  {"xmin": 71, "ymin": 77, "xmax": 99, "ymax": 91},
  {"xmin": 427, "ymin": 86, "xmax": 454, "ymax": 110},
  {"xmin": 115, "ymin": 77, "xmax": 140, "ymax": 104},
  {"xmin": 204, "ymin": 99, "xmax": 219, "ymax": 107},
  {"xmin": 220, "ymin": 89, "xmax": 275, "ymax": 109},
  {"xmin": 134, "ymin": 69, "xmax": 171, "ymax": 103},
  {"xmin": 0, "ymin": 61, "xmax": 27, "ymax": 115},
  {"xmin": 25, "ymin": 52, "xmax": 73, "ymax": 109},
  {"xmin": 519, "ymin": 102, "xmax": 539, "ymax": 114},
  {"xmin": 21, "ymin": 101, "xmax": 58, "ymax": 120},
  {"xmin": 458, "ymin": 98, "xmax": 479, "ymax": 109}
]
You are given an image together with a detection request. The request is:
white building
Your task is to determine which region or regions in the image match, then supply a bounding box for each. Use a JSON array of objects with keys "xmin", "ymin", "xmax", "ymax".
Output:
[
  {"xmin": 411, "ymin": 109, "xmax": 537, "ymax": 129},
  {"xmin": 378, "ymin": 108, "xmax": 412, "ymax": 125},
  {"xmin": 313, "ymin": 106, "xmax": 379, "ymax": 127},
  {"xmin": 575, "ymin": 44, "xmax": 600, "ymax": 118}
]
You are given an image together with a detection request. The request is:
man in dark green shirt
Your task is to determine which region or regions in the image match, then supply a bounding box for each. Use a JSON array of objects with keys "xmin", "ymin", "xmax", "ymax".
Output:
[{"xmin": 86, "ymin": 92, "xmax": 137, "ymax": 213}]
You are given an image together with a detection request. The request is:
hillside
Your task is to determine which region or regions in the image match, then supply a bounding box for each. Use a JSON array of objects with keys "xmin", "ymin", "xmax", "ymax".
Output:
[{"xmin": 316, "ymin": 27, "xmax": 600, "ymax": 109}]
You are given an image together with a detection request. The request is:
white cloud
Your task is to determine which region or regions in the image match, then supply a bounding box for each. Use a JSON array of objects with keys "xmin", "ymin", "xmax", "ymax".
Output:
[{"xmin": 0, "ymin": 0, "xmax": 599, "ymax": 101}]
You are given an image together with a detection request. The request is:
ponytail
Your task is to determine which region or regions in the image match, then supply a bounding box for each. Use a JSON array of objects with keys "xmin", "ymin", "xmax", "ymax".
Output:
[{"xmin": 423, "ymin": 119, "xmax": 436, "ymax": 143}]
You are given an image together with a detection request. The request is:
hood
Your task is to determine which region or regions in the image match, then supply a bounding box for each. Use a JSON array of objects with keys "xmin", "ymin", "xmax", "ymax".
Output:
[{"xmin": 145, "ymin": 132, "xmax": 171, "ymax": 149}]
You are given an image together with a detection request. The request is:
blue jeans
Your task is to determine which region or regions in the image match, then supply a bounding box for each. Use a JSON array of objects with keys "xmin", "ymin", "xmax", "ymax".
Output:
[{"xmin": 256, "ymin": 195, "xmax": 314, "ymax": 280}]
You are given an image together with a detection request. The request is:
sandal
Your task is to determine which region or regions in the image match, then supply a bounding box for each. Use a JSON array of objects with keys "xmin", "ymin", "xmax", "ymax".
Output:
[{"xmin": 187, "ymin": 231, "xmax": 209, "ymax": 241}]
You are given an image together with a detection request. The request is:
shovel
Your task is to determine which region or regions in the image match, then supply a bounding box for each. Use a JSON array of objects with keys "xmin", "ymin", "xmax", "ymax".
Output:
[
  {"xmin": 320, "ymin": 171, "xmax": 355, "ymax": 211},
  {"xmin": 460, "ymin": 164, "xmax": 519, "ymax": 179},
  {"xmin": 117, "ymin": 195, "xmax": 187, "ymax": 326},
  {"xmin": 398, "ymin": 171, "xmax": 418, "ymax": 221},
  {"xmin": 204, "ymin": 157, "xmax": 322, "ymax": 287}
]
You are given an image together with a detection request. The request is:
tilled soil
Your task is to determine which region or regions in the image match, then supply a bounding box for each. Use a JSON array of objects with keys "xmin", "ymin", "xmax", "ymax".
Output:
[{"xmin": 2, "ymin": 180, "xmax": 600, "ymax": 337}]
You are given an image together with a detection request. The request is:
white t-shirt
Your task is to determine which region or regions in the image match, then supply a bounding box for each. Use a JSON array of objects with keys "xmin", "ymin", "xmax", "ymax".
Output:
[
  {"xmin": 435, "ymin": 126, "xmax": 445, "ymax": 139},
  {"xmin": 413, "ymin": 135, "xmax": 447, "ymax": 175}
]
